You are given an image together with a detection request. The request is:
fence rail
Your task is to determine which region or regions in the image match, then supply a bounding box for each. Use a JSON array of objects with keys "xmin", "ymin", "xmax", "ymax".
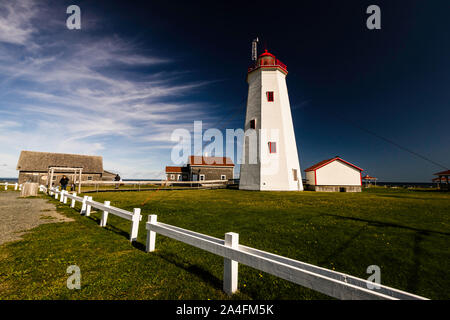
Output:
[
  {"xmin": 48, "ymin": 186, "xmax": 141, "ymax": 241},
  {"xmin": 72, "ymin": 179, "xmax": 230, "ymax": 193},
  {"xmin": 40, "ymin": 185, "xmax": 428, "ymax": 300},
  {"xmin": 80, "ymin": 180, "xmax": 228, "ymax": 185},
  {"xmin": 0, "ymin": 182, "xmax": 22, "ymax": 191}
]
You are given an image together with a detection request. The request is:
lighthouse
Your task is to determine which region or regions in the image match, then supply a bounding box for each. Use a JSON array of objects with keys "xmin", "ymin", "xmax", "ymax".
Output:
[{"xmin": 239, "ymin": 49, "xmax": 303, "ymax": 191}]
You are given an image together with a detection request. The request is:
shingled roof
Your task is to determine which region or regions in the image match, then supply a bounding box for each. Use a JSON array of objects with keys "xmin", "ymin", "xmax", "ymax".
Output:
[{"xmin": 16, "ymin": 151, "xmax": 103, "ymax": 173}]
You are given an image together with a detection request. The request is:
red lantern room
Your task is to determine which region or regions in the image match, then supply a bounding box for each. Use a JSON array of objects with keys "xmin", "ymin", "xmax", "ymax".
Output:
[{"xmin": 248, "ymin": 49, "xmax": 288, "ymax": 75}]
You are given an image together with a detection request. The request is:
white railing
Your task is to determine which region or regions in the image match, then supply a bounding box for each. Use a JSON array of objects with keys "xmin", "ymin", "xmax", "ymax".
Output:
[
  {"xmin": 81, "ymin": 180, "xmax": 228, "ymax": 185},
  {"xmin": 145, "ymin": 216, "xmax": 428, "ymax": 300},
  {"xmin": 47, "ymin": 186, "xmax": 142, "ymax": 242},
  {"xmin": 0, "ymin": 182, "xmax": 22, "ymax": 191},
  {"xmin": 77, "ymin": 180, "xmax": 229, "ymax": 193},
  {"xmin": 40, "ymin": 185, "xmax": 428, "ymax": 300}
]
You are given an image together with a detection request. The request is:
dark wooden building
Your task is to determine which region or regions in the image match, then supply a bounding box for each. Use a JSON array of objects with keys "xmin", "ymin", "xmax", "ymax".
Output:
[
  {"xmin": 16, "ymin": 150, "xmax": 112, "ymax": 185},
  {"xmin": 165, "ymin": 156, "xmax": 234, "ymax": 181}
]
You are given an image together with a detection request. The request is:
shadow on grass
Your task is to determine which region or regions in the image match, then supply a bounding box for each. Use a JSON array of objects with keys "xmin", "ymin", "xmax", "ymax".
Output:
[
  {"xmin": 379, "ymin": 194, "xmax": 446, "ymax": 201},
  {"xmin": 323, "ymin": 213, "xmax": 450, "ymax": 236},
  {"xmin": 407, "ymin": 232, "xmax": 423, "ymax": 293},
  {"xmin": 132, "ymin": 241, "xmax": 146, "ymax": 251},
  {"xmin": 324, "ymin": 213, "xmax": 429, "ymax": 294},
  {"xmin": 156, "ymin": 251, "xmax": 223, "ymax": 291},
  {"xmin": 83, "ymin": 214, "xmax": 131, "ymax": 240},
  {"xmin": 318, "ymin": 225, "xmax": 368, "ymax": 264}
]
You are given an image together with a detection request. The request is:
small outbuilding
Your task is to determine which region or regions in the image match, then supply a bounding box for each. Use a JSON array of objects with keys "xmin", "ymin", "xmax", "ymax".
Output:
[
  {"xmin": 433, "ymin": 170, "xmax": 450, "ymax": 190},
  {"xmin": 304, "ymin": 156, "xmax": 363, "ymax": 192},
  {"xmin": 362, "ymin": 174, "xmax": 378, "ymax": 187}
]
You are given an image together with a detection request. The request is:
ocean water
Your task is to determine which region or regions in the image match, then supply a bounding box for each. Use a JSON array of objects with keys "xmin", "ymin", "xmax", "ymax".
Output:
[{"xmin": 0, "ymin": 178, "xmax": 18, "ymax": 183}]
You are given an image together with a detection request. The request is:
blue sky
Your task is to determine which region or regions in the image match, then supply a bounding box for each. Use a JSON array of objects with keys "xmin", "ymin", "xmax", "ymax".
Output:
[{"xmin": 0, "ymin": 0, "xmax": 449, "ymax": 181}]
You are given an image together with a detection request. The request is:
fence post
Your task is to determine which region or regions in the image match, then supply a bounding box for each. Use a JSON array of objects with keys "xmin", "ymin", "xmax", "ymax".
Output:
[
  {"xmin": 80, "ymin": 196, "xmax": 88, "ymax": 215},
  {"xmin": 129, "ymin": 208, "xmax": 141, "ymax": 242},
  {"xmin": 55, "ymin": 191, "xmax": 59, "ymax": 200},
  {"xmin": 85, "ymin": 196, "xmax": 93, "ymax": 216},
  {"xmin": 146, "ymin": 215, "xmax": 157, "ymax": 252},
  {"xmin": 71, "ymin": 192, "xmax": 77, "ymax": 208},
  {"xmin": 4, "ymin": 182, "xmax": 7, "ymax": 190},
  {"xmin": 14, "ymin": 183, "xmax": 18, "ymax": 190},
  {"xmin": 63, "ymin": 191, "xmax": 68, "ymax": 204},
  {"xmin": 223, "ymin": 232, "xmax": 239, "ymax": 295},
  {"xmin": 59, "ymin": 190, "xmax": 65, "ymax": 203},
  {"xmin": 100, "ymin": 201, "xmax": 110, "ymax": 227}
]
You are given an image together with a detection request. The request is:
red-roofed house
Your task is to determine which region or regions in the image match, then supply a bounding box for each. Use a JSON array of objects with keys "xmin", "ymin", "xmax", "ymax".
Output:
[
  {"xmin": 304, "ymin": 156, "xmax": 363, "ymax": 192},
  {"xmin": 165, "ymin": 166, "xmax": 188, "ymax": 181},
  {"xmin": 165, "ymin": 156, "xmax": 235, "ymax": 181}
]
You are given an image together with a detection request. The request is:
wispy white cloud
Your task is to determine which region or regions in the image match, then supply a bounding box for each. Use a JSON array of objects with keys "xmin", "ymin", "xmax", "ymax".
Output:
[
  {"xmin": 0, "ymin": 0, "xmax": 37, "ymax": 45},
  {"xmin": 0, "ymin": 0, "xmax": 219, "ymax": 178}
]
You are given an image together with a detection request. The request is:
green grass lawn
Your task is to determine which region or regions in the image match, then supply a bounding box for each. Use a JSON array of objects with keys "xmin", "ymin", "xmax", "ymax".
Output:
[{"xmin": 0, "ymin": 187, "xmax": 449, "ymax": 299}]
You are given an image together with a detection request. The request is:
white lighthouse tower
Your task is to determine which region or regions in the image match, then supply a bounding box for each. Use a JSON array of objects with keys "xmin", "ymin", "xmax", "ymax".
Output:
[{"xmin": 239, "ymin": 49, "xmax": 303, "ymax": 191}]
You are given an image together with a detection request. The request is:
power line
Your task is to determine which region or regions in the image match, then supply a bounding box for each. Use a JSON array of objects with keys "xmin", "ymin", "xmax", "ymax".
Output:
[
  {"xmin": 345, "ymin": 118, "xmax": 448, "ymax": 170},
  {"xmin": 325, "ymin": 109, "xmax": 449, "ymax": 170}
]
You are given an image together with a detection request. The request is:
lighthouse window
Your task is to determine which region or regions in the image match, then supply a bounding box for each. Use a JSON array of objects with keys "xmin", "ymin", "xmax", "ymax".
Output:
[
  {"xmin": 267, "ymin": 91, "xmax": 274, "ymax": 102},
  {"xmin": 268, "ymin": 142, "xmax": 277, "ymax": 153},
  {"xmin": 250, "ymin": 119, "xmax": 256, "ymax": 129},
  {"xmin": 293, "ymin": 169, "xmax": 298, "ymax": 181}
]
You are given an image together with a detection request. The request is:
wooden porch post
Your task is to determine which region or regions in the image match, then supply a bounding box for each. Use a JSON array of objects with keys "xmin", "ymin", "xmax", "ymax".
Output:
[
  {"xmin": 78, "ymin": 168, "xmax": 82, "ymax": 194},
  {"xmin": 49, "ymin": 168, "xmax": 54, "ymax": 190}
]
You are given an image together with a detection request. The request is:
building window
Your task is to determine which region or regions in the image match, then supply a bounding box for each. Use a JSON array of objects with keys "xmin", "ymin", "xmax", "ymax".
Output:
[
  {"xmin": 199, "ymin": 174, "xmax": 205, "ymax": 181},
  {"xmin": 221, "ymin": 175, "xmax": 226, "ymax": 180},
  {"xmin": 170, "ymin": 174, "xmax": 175, "ymax": 180},
  {"xmin": 293, "ymin": 169, "xmax": 298, "ymax": 181},
  {"xmin": 250, "ymin": 119, "xmax": 256, "ymax": 129},
  {"xmin": 268, "ymin": 142, "xmax": 277, "ymax": 153},
  {"xmin": 266, "ymin": 91, "xmax": 274, "ymax": 102},
  {"xmin": 177, "ymin": 175, "xmax": 182, "ymax": 181},
  {"xmin": 87, "ymin": 176, "xmax": 93, "ymax": 181}
]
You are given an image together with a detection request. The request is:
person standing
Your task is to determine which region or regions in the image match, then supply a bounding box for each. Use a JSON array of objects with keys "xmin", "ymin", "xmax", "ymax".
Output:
[
  {"xmin": 114, "ymin": 174, "xmax": 121, "ymax": 189},
  {"xmin": 60, "ymin": 175, "xmax": 69, "ymax": 190}
]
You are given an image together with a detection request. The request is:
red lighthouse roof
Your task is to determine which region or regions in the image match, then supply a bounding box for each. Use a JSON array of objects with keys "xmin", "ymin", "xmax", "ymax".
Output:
[
  {"xmin": 259, "ymin": 49, "xmax": 276, "ymax": 58},
  {"xmin": 248, "ymin": 49, "xmax": 288, "ymax": 75}
]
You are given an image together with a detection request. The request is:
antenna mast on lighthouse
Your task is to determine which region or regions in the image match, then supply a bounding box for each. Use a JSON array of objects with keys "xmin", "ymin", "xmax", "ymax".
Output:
[{"xmin": 251, "ymin": 37, "xmax": 259, "ymax": 61}]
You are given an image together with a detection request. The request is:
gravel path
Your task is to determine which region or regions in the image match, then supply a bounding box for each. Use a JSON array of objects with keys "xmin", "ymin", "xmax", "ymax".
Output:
[{"xmin": 0, "ymin": 192, "xmax": 73, "ymax": 245}]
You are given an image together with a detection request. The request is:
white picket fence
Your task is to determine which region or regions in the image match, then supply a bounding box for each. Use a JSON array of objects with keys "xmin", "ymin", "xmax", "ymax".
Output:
[
  {"xmin": 40, "ymin": 185, "xmax": 428, "ymax": 300},
  {"xmin": 0, "ymin": 182, "xmax": 22, "ymax": 191},
  {"xmin": 45, "ymin": 186, "xmax": 142, "ymax": 242}
]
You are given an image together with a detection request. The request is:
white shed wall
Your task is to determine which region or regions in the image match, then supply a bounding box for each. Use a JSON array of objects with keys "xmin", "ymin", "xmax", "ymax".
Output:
[
  {"xmin": 305, "ymin": 171, "xmax": 316, "ymax": 185},
  {"xmin": 315, "ymin": 160, "xmax": 361, "ymax": 186}
]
